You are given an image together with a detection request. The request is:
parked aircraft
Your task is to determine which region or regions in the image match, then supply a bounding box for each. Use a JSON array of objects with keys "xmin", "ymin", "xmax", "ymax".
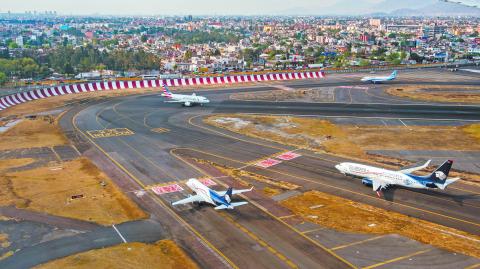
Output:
[
  {"xmin": 161, "ymin": 84, "xmax": 210, "ymax": 106},
  {"xmin": 172, "ymin": 178, "xmax": 253, "ymax": 210},
  {"xmin": 361, "ymin": 70, "xmax": 397, "ymax": 83},
  {"xmin": 335, "ymin": 160, "xmax": 459, "ymax": 197}
]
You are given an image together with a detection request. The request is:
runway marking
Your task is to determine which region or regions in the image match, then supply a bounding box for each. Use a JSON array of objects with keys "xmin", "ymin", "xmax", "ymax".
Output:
[
  {"xmin": 112, "ymin": 224, "xmax": 127, "ymax": 243},
  {"xmin": 219, "ymin": 211, "xmax": 299, "ymax": 269},
  {"xmin": 72, "ymin": 107, "xmax": 239, "ymax": 269},
  {"xmin": 276, "ymin": 151, "xmax": 302, "ymax": 161},
  {"xmin": 465, "ymin": 263, "xmax": 480, "ymax": 269},
  {"xmin": 301, "ymin": 228, "xmax": 325, "ymax": 234},
  {"xmin": 256, "ymin": 158, "xmax": 282, "ymax": 168},
  {"xmin": 279, "ymin": 214, "xmax": 296, "ymax": 219},
  {"xmin": 330, "ymin": 235, "xmax": 385, "ymax": 251},
  {"xmin": 170, "ymin": 148, "xmax": 357, "ymax": 268},
  {"xmin": 151, "ymin": 127, "xmax": 170, "ymax": 133},
  {"xmin": 399, "ymin": 119, "xmax": 408, "ymax": 127},
  {"xmin": 151, "ymin": 184, "xmax": 184, "ymax": 195},
  {"xmin": 199, "ymin": 178, "xmax": 217, "ymax": 186},
  {"xmin": 87, "ymin": 128, "xmax": 134, "ymax": 138},
  {"xmin": 362, "ymin": 248, "xmax": 432, "ymax": 269},
  {"xmin": 175, "ymin": 148, "xmax": 480, "ymax": 230}
]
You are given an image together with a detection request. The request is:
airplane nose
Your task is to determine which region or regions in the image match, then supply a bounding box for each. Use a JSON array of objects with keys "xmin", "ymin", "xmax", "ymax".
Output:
[{"xmin": 335, "ymin": 164, "xmax": 344, "ymax": 172}]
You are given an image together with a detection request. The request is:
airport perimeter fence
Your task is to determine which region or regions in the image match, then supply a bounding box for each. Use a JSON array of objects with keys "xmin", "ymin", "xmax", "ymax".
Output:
[{"xmin": 0, "ymin": 61, "xmax": 478, "ymax": 99}]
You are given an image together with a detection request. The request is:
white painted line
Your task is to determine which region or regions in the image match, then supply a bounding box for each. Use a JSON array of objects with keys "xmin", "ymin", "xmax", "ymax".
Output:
[
  {"xmin": 381, "ymin": 120, "xmax": 388, "ymax": 127},
  {"xmin": 399, "ymin": 119, "xmax": 408, "ymax": 127},
  {"xmin": 112, "ymin": 224, "xmax": 127, "ymax": 243}
]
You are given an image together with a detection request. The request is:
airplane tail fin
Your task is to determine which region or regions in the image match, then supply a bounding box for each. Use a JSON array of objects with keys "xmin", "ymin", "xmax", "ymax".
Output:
[
  {"xmin": 224, "ymin": 187, "xmax": 233, "ymax": 202},
  {"xmin": 161, "ymin": 84, "xmax": 173, "ymax": 98},
  {"xmin": 426, "ymin": 160, "xmax": 453, "ymax": 184},
  {"xmin": 390, "ymin": 70, "xmax": 397, "ymax": 79}
]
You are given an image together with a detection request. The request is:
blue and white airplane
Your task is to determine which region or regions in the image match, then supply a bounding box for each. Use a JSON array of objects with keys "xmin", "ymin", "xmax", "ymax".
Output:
[
  {"xmin": 335, "ymin": 160, "xmax": 459, "ymax": 197},
  {"xmin": 361, "ymin": 70, "xmax": 397, "ymax": 83},
  {"xmin": 172, "ymin": 178, "xmax": 253, "ymax": 210}
]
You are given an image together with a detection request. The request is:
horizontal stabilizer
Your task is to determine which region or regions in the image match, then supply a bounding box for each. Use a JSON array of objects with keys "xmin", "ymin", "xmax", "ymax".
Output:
[{"xmin": 399, "ymin": 160, "xmax": 431, "ymax": 174}]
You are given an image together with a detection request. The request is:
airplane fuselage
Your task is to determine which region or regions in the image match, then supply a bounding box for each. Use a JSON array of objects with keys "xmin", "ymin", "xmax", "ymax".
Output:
[
  {"xmin": 163, "ymin": 93, "xmax": 210, "ymax": 106},
  {"xmin": 335, "ymin": 162, "xmax": 433, "ymax": 189}
]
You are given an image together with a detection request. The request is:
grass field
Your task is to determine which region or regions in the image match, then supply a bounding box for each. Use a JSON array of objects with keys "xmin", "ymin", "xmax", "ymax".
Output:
[
  {"xmin": 35, "ymin": 240, "xmax": 199, "ymax": 269},
  {"xmin": 1, "ymin": 157, "xmax": 147, "ymax": 225},
  {"xmin": 386, "ymin": 85, "xmax": 480, "ymax": 103},
  {"xmin": 282, "ymin": 191, "xmax": 480, "ymax": 259}
]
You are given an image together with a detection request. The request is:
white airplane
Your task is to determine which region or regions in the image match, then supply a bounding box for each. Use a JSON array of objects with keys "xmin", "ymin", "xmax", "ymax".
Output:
[
  {"xmin": 335, "ymin": 160, "xmax": 459, "ymax": 197},
  {"xmin": 171, "ymin": 178, "xmax": 253, "ymax": 210},
  {"xmin": 361, "ymin": 70, "xmax": 397, "ymax": 83},
  {"xmin": 161, "ymin": 84, "xmax": 210, "ymax": 106}
]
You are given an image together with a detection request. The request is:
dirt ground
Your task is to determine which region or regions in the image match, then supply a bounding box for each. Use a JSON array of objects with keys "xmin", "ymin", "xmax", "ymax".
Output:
[
  {"xmin": 0, "ymin": 117, "xmax": 68, "ymax": 151},
  {"xmin": 282, "ymin": 191, "xmax": 480, "ymax": 259},
  {"xmin": 35, "ymin": 239, "xmax": 199, "ymax": 269},
  {"xmin": 386, "ymin": 85, "xmax": 480, "ymax": 103},
  {"xmin": 1, "ymin": 157, "xmax": 147, "ymax": 225}
]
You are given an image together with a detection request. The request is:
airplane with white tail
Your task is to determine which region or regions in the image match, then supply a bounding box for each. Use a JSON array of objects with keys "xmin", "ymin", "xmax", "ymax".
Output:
[
  {"xmin": 161, "ymin": 84, "xmax": 210, "ymax": 107},
  {"xmin": 335, "ymin": 160, "xmax": 459, "ymax": 197},
  {"xmin": 171, "ymin": 178, "xmax": 253, "ymax": 210},
  {"xmin": 361, "ymin": 70, "xmax": 397, "ymax": 83}
]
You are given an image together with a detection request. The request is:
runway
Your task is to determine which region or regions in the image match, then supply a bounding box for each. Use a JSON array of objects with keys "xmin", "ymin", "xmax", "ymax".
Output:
[{"xmin": 60, "ymin": 73, "xmax": 480, "ymax": 268}]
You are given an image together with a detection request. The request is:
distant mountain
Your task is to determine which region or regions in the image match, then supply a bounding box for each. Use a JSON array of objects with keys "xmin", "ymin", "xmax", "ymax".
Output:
[
  {"xmin": 391, "ymin": 1, "xmax": 480, "ymax": 16},
  {"xmin": 276, "ymin": 0, "xmax": 480, "ymax": 16},
  {"xmin": 371, "ymin": 0, "xmax": 436, "ymax": 13}
]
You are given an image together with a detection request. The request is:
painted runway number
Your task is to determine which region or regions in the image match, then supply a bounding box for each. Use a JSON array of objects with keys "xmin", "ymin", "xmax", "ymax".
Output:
[
  {"xmin": 256, "ymin": 158, "xmax": 282, "ymax": 168},
  {"xmin": 276, "ymin": 152, "xmax": 302, "ymax": 161},
  {"xmin": 87, "ymin": 128, "xmax": 134, "ymax": 138},
  {"xmin": 151, "ymin": 184, "xmax": 184, "ymax": 195}
]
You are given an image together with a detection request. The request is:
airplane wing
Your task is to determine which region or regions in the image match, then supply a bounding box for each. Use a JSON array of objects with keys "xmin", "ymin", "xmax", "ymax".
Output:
[
  {"xmin": 171, "ymin": 194, "xmax": 204, "ymax": 206},
  {"xmin": 217, "ymin": 187, "xmax": 253, "ymax": 196},
  {"xmin": 398, "ymin": 160, "xmax": 431, "ymax": 174}
]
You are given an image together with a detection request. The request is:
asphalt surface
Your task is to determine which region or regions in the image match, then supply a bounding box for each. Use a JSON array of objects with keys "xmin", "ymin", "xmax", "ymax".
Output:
[{"xmin": 5, "ymin": 70, "xmax": 480, "ymax": 269}]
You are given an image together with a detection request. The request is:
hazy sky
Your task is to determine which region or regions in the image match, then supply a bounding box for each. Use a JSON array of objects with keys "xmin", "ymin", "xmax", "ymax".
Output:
[{"xmin": 0, "ymin": 0, "xmax": 384, "ymax": 15}]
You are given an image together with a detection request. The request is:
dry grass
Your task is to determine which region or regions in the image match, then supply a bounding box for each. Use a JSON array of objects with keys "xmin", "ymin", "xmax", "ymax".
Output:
[
  {"xmin": 206, "ymin": 114, "xmax": 366, "ymax": 159},
  {"xmin": 2, "ymin": 157, "xmax": 147, "ymax": 225},
  {"xmin": 282, "ymin": 191, "xmax": 480, "ymax": 258},
  {"xmin": 386, "ymin": 85, "xmax": 480, "ymax": 103},
  {"xmin": 464, "ymin": 124, "xmax": 480, "ymax": 141},
  {"xmin": 263, "ymin": 187, "xmax": 283, "ymax": 197},
  {"xmin": 0, "ymin": 233, "xmax": 10, "ymax": 248},
  {"xmin": 35, "ymin": 240, "xmax": 199, "ymax": 269},
  {"xmin": 342, "ymin": 125, "xmax": 480, "ymax": 151},
  {"xmin": 0, "ymin": 118, "xmax": 67, "ymax": 151},
  {"xmin": 0, "ymin": 158, "xmax": 35, "ymax": 172}
]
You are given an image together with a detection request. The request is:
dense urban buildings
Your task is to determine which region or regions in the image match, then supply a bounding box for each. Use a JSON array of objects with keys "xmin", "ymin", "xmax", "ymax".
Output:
[{"xmin": 0, "ymin": 12, "xmax": 479, "ymax": 84}]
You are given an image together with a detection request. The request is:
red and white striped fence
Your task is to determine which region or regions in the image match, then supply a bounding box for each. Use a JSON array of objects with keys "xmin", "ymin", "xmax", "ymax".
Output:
[{"xmin": 0, "ymin": 71, "xmax": 325, "ymax": 111}]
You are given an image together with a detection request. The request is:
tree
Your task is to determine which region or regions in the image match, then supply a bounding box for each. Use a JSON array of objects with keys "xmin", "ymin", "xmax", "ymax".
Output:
[
  {"xmin": 0, "ymin": 72, "xmax": 7, "ymax": 85},
  {"xmin": 141, "ymin": 35, "xmax": 148, "ymax": 43}
]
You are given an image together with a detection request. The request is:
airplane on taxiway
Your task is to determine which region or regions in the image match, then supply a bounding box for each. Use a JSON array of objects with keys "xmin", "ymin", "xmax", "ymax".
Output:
[
  {"xmin": 335, "ymin": 159, "xmax": 459, "ymax": 197},
  {"xmin": 361, "ymin": 70, "xmax": 397, "ymax": 83},
  {"xmin": 161, "ymin": 84, "xmax": 210, "ymax": 106},
  {"xmin": 172, "ymin": 178, "xmax": 253, "ymax": 210}
]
